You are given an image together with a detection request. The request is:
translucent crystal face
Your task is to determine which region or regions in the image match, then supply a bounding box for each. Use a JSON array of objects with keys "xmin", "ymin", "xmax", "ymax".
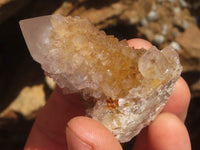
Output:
[
  {"xmin": 19, "ymin": 15, "xmax": 182, "ymax": 143},
  {"xmin": 49, "ymin": 16, "xmax": 145, "ymax": 99}
]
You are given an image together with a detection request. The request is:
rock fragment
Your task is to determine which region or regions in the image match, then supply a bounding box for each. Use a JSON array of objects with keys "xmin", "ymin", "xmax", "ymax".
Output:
[
  {"xmin": 147, "ymin": 10, "xmax": 158, "ymax": 21},
  {"xmin": 19, "ymin": 15, "xmax": 182, "ymax": 143},
  {"xmin": 170, "ymin": 41, "xmax": 181, "ymax": 51},
  {"xmin": 153, "ymin": 34, "xmax": 165, "ymax": 45}
]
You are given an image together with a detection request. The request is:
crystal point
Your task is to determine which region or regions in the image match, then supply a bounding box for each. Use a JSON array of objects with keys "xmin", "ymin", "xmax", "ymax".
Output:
[
  {"xmin": 20, "ymin": 15, "xmax": 182, "ymax": 143},
  {"xmin": 20, "ymin": 16, "xmax": 53, "ymax": 62}
]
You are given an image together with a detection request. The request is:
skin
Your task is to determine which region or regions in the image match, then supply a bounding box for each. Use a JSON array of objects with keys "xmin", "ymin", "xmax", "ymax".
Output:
[{"xmin": 24, "ymin": 39, "xmax": 191, "ymax": 150}]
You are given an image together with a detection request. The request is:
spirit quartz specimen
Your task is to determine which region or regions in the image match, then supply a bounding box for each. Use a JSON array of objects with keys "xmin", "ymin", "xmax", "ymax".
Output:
[{"xmin": 19, "ymin": 15, "xmax": 182, "ymax": 143}]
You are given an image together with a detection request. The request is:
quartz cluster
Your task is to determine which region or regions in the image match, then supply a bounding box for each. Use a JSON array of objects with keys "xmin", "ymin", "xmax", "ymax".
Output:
[{"xmin": 20, "ymin": 15, "xmax": 182, "ymax": 143}]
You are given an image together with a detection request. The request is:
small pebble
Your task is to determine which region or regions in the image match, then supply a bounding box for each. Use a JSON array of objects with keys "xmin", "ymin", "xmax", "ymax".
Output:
[
  {"xmin": 161, "ymin": 24, "xmax": 167, "ymax": 35},
  {"xmin": 182, "ymin": 20, "xmax": 189, "ymax": 30},
  {"xmin": 141, "ymin": 18, "xmax": 148, "ymax": 27},
  {"xmin": 147, "ymin": 11, "xmax": 158, "ymax": 21},
  {"xmin": 170, "ymin": 42, "xmax": 181, "ymax": 51},
  {"xmin": 179, "ymin": 0, "xmax": 187, "ymax": 8},
  {"xmin": 173, "ymin": 7, "xmax": 181, "ymax": 14},
  {"xmin": 153, "ymin": 35, "xmax": 165, "ymax": 45}
]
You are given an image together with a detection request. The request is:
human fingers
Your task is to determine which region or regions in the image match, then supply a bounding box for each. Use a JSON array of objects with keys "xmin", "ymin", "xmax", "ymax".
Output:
[
  {"xmin": 24, "ymin": 87, "xmax": 85, "ymax": 150},
  {"xmin": 148, "ymin": 113, "xmax": 191, "ymax": 150},
  {"xmin": 25, "ymin": 87, "xmax": 122, "ymax": 150},
  {"xmin": 162, "ymin": 77, "xmax": 191, "ymax": 121},
  {"xmin": 133, "ymin": 113, "xmax": 191, "ymax": 150},
  {"xmin": 66, "ymin": 116, "xmax": 122, "ymax": 150},
  {"xmin": 127, "ymin": 38, "xmax": 152, "ymax": 49}
]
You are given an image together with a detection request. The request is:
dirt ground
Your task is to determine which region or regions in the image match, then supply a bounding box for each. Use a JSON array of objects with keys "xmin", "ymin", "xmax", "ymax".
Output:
[{"xmin": 0, "ymin": 0, "xmax": 200, "ymax": 149}]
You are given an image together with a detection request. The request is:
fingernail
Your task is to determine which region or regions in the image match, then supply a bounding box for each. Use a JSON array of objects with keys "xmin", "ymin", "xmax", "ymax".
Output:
[{"xmin": 66, "ymin": 127, "xmax": 92, "ymax": 150}]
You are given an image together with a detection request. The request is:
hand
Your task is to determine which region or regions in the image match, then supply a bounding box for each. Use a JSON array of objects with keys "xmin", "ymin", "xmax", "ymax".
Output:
[{"xmin": 24, "ymin": 39, "xmax": 191, "ymax": 150}]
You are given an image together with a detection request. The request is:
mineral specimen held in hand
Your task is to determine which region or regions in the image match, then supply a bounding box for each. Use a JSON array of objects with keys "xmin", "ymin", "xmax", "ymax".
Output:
[{"xmin": 19, "ymin": 15, "xmax": 182, "ymax": 143}]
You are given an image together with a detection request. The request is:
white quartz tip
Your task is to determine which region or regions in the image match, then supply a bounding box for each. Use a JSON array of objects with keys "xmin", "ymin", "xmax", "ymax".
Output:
[{"xmin": 19, "ymin": 16, "xmax": 53, "ymax": 62}]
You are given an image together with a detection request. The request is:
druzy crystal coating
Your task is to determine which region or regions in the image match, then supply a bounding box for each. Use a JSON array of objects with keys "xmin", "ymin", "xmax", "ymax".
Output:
[{"xmin": 20, "ymin": 15, "xmax": 182, "ymax": 142}]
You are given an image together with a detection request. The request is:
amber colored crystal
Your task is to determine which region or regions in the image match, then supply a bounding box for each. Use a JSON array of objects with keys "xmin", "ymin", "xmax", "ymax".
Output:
[{"xmin": 20, "ymin": 15, "xmax": 182, "ymax": 142}]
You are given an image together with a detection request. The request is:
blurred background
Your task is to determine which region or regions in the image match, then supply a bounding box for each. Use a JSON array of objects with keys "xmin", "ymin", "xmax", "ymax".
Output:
[{"xmin": 0, "ymin": 0, "xmax": 199, "ymax": 149}]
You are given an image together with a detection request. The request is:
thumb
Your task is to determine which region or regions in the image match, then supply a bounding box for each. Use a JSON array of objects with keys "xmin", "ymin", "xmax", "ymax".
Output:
[{"xmin": 66, "ymin": 116, "xmax": 122, "ymax": 150}]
